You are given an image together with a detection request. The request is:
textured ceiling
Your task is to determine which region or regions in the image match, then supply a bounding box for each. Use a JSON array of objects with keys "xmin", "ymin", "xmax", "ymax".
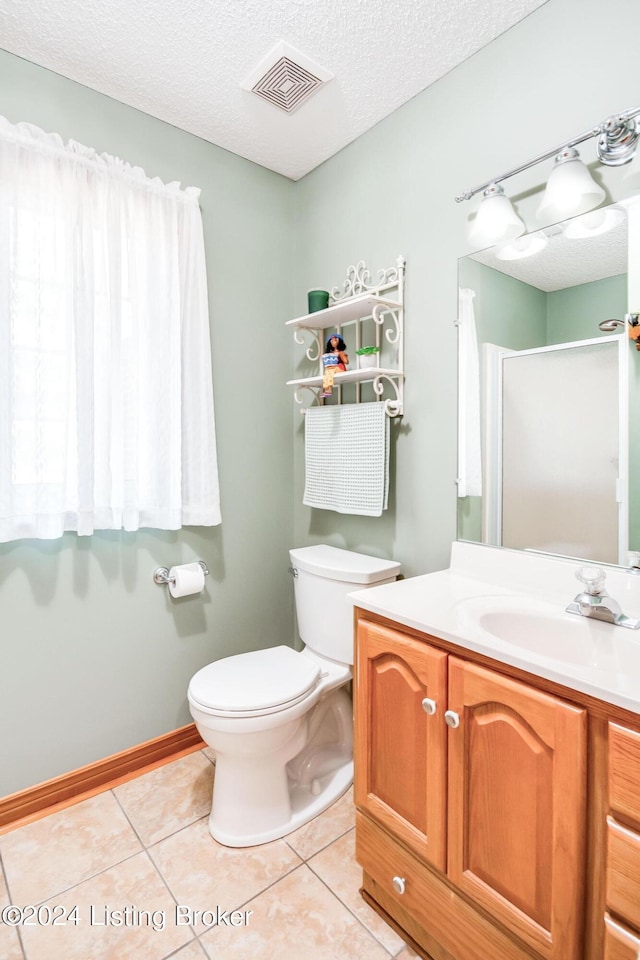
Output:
[
  {"xmin": 0, "ymin": 0, "xmax": 547, "ymax": 180},
  {"xmin": 469, "ymin": 204, "xmax": 628, "ymax": 292}
]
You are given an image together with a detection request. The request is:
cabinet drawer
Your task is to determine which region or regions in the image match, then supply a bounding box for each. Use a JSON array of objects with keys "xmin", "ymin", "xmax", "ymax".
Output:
[
  {"xmin": 356, "ymin": 812, "xmax": 533, "ymax": 960},
  {"xmin": 606, "ymin": 817, "xmax": 640, "ymax": 931},
  {"xmin": 604, "ymin": 914, "xmax": 640, "ymax": 960},
  {"xmin": 609, "ymin": 723, "xmax": 640, "ymax": 827}
]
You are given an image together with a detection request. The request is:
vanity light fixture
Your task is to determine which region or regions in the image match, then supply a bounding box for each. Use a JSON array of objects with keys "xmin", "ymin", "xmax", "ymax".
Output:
[
  {"xmin": 562, "ymin": 206, "xmax": 625, "ymax": 239},
  {"xmin": 536, "ymin": 147, "xmax": 605, "ymax": 222},
  {"xmin": 467, "ymin": 183, "xmax": 525, "ymax": 247},
  {"xmin": 495, "ymin": 231, "xmax": 548, "ymax": 261},
  {"xmin": 457, "ymin": 105, "xmax": 640, "ymax": 245}
]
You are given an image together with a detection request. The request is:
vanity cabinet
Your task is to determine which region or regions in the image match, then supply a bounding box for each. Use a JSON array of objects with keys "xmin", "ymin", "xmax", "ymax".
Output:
[
  {"xmin": 604, "ymin": 723, "xmax": 640, "ymax": 956},
  {"xmin": 354, "ymin": 617, "xmax": 588, "ymax": 960}
]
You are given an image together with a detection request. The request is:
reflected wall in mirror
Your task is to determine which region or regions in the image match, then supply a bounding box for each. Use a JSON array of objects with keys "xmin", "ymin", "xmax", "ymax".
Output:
[{"xmin": 457, "ymin": 201, "xmax": 640, "ymax": 568}]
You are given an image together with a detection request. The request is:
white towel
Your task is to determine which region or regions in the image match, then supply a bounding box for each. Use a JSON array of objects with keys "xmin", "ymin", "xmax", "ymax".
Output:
[
  {"xmin": 303, "ymin": 404, "xmax": 389, "ymax": 516},
  {"xmin": 457, "ymin": 288, "xmax": 482, "ymax": 497}
]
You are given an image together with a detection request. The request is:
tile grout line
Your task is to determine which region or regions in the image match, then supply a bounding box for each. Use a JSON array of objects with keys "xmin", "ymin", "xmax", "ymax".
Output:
[
  {"xmin": 110, "ymin": 786, "xmax": 147, "ymax": 849},
  {"xmin": 110, "ymin": 750, "xmax": 215, "ymax": 849},
  {"xmin": 304, "ymin": 829, "xmax": 404, "ymax": 958},
  {"xmin": 137, "ymin": 799, "xmax": 305, "ymax": 946},
  {"xmin": 284, "ymin": 820, "xmax": 356, "ymax": 862},
  {"xmin": 111, "ymin": 766, "xmax": 224, "ymax": 948},
  {"xmin": 159, "ymin": 933, "xmax": 207, "ymax": 960},
  {"xmin": 0, "ymin": 848, "xmax": 27, "ymax": 960},
  {"xmin": 12, "ymin": 846, "xmax": 149, "ymax": 910},
  {"xmin": 143, "ymin": 811, "xmax": 216, "ymax": 853},
  {"xmin": 140, "ymin": 811, "xmax": 201, "ymax": 944},
  {"xmin": 193, "ymin": 858, "xmax": 307, "ymax": 939}
]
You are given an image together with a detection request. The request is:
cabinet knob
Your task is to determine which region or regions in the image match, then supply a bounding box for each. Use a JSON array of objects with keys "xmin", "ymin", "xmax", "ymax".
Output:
[
  {"xmin": 421, "ymin": 697, "xmax": 437, "ymax": 715},
  {"xmin": 392, "ymin": 876, "xmax": 406, "ymax": 895},
  {"xmin": 444, "ymin": 710, "xmax": 460, "ymax": 729}
]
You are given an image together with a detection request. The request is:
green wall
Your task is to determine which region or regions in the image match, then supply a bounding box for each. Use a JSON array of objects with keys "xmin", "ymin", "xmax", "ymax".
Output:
[
  {"xmin": 3, "ymin": 0, "xmax": 640, "ymax": 796},
  {"xmin": 0, "ymin": 51, "xmax": 296, "ymax": 795},
  {"xmin": 458, "ymin": 257, "xmax": 548, "ymax": 350},
  {"xmin": 547, "ymin": 274, "xmax": 627, "ymax": 343},
  {"xmin": 459, "ymin": 260, "xmax": 627, "ymax": 352}
]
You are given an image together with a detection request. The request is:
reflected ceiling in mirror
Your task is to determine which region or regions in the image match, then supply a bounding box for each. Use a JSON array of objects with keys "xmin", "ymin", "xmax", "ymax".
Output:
[
  {"xmin": 470, "ymin": 205, "xmax": 627, "ymax": 292},
  {"xmin": 457, "ymin": 201, "xmax": 634, "ymax": 569}
]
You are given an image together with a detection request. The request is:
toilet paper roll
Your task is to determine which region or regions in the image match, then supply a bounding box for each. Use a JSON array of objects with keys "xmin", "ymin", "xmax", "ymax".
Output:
[{"xmin": 168, "ymin": 562, "xmax": 206, "ymax": 598}]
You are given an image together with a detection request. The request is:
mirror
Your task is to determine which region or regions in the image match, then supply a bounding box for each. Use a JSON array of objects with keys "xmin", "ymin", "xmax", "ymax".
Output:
[{"xmin": 457, "ymin": 201, "xmax": 640, "ymax": 568}]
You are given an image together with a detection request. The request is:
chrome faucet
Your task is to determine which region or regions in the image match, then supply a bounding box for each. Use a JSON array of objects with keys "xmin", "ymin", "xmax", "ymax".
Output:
[{"xmin": 566, "ymin": 566, "xmax": 640, "ymax": 630}]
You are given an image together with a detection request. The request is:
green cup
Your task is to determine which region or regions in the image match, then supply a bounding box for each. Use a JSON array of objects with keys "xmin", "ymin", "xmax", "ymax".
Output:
[{"xmin": 307, "ymin": 289, "xmax": 330, "ymax": 313}]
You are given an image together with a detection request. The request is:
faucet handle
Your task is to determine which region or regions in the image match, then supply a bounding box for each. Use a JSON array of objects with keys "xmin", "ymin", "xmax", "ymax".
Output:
[{"xmin": 576, "ymin": 566, "xmax": 606, "ymax": 596}]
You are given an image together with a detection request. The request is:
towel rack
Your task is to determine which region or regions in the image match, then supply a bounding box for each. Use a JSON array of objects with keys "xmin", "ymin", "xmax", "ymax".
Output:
[
  {"xmin": 153, "ymin": 560, "xmax": 209, "ymax": 585},
  {"xmin": 285, "ymin": 256, "xmax": 405, "ymax": 418}
]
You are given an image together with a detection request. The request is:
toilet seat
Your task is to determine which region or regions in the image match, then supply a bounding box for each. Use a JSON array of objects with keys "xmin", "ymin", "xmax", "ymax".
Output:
[{"xmin": 188, "ymin": 645, "xmax": 321, "ymax": 719}]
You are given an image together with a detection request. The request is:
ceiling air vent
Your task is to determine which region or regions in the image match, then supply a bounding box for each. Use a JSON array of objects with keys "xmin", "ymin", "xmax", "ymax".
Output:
[{"xmin": 241, "ymin": 41, "xmax": 333, "ymax": 114}]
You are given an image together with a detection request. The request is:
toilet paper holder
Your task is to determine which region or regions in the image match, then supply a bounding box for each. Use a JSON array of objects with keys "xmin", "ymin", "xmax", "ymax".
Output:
[{"xmin": 153, "ymin": 560, "xmax": 209, "ymax": 585}]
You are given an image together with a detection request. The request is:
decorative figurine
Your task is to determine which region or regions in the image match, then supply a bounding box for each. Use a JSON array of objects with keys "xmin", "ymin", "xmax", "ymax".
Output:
[{"xmin": 321, "ymin": 333, "xmax": 349, "ymax": 397}]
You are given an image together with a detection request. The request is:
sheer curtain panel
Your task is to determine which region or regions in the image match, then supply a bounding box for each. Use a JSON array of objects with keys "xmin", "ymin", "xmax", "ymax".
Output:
[{"xmin": 0, "ymin": 117, "xmax": 221, "ymax": 541}]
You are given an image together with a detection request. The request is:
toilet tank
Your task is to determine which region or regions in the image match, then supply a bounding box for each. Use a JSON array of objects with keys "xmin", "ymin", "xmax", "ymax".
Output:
[{"xmin": 289, "ymin": 545, "xmax": 401, "ymax": 666}]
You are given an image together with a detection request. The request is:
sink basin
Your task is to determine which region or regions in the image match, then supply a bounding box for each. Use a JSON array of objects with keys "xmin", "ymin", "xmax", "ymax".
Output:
[{"xmin": 456, "ymin": 595, "xmax": 611, "ymax": 668}]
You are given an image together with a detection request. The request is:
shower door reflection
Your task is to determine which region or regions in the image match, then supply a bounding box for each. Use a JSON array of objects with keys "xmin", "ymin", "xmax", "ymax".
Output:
[{"xmin": 494, "ymin": 337, "xmax": 626, "ymax": 564}]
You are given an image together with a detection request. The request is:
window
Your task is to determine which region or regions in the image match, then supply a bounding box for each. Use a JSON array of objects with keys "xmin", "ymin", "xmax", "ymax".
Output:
[{"xmin": 0, "ymin": 118, "xmax": 221, "ymax": 541}]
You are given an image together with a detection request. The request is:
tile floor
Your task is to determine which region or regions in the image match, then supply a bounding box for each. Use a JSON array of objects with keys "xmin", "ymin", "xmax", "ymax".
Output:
[{"xmin": 0, "ymin": 749, "xmax": 419, "ymax": 960}]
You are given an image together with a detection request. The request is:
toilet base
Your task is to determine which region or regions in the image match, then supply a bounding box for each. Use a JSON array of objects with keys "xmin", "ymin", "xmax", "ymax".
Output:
[{"xmin": 209, "ymin": 759, "xmax": 353, "ymax": 848}]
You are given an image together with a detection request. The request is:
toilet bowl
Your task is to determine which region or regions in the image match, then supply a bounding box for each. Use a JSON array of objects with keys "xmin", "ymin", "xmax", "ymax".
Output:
[{"xmin": 188, "ymin": 544, "xmax": 401, "ymax": 847}]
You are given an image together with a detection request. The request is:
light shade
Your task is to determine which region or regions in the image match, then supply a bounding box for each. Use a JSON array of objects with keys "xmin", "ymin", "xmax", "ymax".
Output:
[
  {"xmin": 562, "ymin": 207, "xmax": 625, "ymax": 239},
  {"xmin": 537, "ymin": 147, "xmax": 605, "ymax": 222},
  {"xmin": 495, "ymin": 232, "xmax": 548, "ymax": 261},
  {"xmin": 468, "ymin": 183, "xmax": 525, "ymax": 248}
]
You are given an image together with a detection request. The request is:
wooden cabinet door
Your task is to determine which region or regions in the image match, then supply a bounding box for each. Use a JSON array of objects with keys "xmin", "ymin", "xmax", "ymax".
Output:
[
  {"xmin": 606, "ymin": 723, "xmax": 640, "ymax": 937},
  {"xmin": 447, "ymin": 657, "xmax": 587, "ymax": 960},
  {"xmin": 354, "ymin": 619, "xmax": 447, "ymax": 870},
  {"xmin": 604, "ymin": 915, "xmax": 640, "ymax": 960},
  {"xmin": 606, "ymin": 817, "xmax": 640, "ymax": 932},
  {"xmin": 609, "ymin": 722, "xmax": 640, "ymax": 827}
]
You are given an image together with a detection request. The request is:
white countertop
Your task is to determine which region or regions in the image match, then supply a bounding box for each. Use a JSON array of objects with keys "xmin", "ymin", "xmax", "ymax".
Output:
[{"xmin": 349, "ymin": 541, "xmax": 640, "ymax": 715}]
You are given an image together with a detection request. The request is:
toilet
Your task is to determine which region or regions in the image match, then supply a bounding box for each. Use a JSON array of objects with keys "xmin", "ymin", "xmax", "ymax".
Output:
[{"xmin": 187, "ymin": 544, "xmax": 401, "ymax": 847}]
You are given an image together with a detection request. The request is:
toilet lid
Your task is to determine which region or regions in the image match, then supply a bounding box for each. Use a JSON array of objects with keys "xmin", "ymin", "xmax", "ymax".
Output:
[{"xmin": 188, "ymin": 646, "xmax": 321, "ymax": 714}]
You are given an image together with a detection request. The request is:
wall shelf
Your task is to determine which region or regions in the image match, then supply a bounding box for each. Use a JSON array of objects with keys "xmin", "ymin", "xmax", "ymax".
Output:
[
  {"xmin": 287, "ymin": 257, "xmax": 405, "ymax": 417},
  {"xmin": 285, "ymin": 294, "xmax": 400, "ymax": 331}
]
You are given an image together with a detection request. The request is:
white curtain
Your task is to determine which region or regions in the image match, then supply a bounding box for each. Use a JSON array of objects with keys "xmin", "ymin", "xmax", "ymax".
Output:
[
  {"xmin": 0, "ymin": 117, "xmax": 221, "ymax": 541},
  {"xmin": 457, "ymin": 288, "xmax": 482, "ymax": 498}
]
